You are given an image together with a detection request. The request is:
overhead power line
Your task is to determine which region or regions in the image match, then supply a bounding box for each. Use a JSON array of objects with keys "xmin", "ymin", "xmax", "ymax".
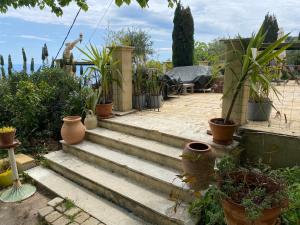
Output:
[{"xmin": 54, "ymin": 8, "xmax": 81, "ymax": 60}]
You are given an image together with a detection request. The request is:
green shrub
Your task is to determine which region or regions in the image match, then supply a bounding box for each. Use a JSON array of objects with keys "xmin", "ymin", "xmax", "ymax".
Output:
[{"xmin": 0, "ymin": 67, "xmax": 84, "ymax": 152}]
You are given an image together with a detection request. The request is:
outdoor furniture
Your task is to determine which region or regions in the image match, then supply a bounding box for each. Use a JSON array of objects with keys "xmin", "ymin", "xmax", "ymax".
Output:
[
  {"xmin": 182, "ymin": 83, "xmax": 194, "ymax": 94},
  {"xmin": 0, "ymin": 141, "xmax": 36, "ymax": 203}
]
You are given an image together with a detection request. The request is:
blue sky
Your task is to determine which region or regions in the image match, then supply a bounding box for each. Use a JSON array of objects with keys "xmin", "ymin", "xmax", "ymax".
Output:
[{"xmin": 0, "ymin": 0, "xmax": 300, "ymax": 66}]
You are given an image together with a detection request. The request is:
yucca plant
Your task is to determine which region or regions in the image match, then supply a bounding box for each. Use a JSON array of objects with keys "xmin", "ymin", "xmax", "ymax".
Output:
[
  {"xmin": 78, "ymin": 44, "xmax": 121, "ymax": 104},
  {"xmin": 224, "ymin": 24, "xmax": 291, "ymax": 124},
  {"xmin": 209, "ymin": 22, "xmax": 292, "ymax": 145}
]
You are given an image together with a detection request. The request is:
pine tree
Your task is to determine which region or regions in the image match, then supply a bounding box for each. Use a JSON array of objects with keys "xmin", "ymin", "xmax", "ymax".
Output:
[
  {"xmin": 30, "ymin": 58, "xmax": 35, "ymax": 73},
  {"xmin": 172, "ymin": 2, "xmax": 194, "ymax": 67},
  {"xmin": 8, "ymin": 54, "xmax": 12, "ymax": 77},
  {"xmin": 262, "ymin": 13, "xmax": 279, "ymax": 43},
  {"xmin": 22, "ymin": 48, "xmax": 27, "ymax": 72}
]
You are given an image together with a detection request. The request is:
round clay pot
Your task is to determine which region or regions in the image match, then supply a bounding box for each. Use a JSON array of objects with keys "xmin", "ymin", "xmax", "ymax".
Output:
[
  {"xmin": 220, "ymin": 171, "xmax": 285, "ymax": 225},
  {"xmin": 61, "ymin": 116, "xmax": 85, "ymax": 145},
  {"xmin": 208, "ymin": 118, "xmax": 237, "ymax": 145},
  {"xmin": 0, "ymin": 129, "xmax": 16, "ymax": 146},
  {"xmin": 84, "ymin": 110, "xmax": 98, "ymax": 130},
  {"xmin": 182, "ymin": 142, "xmax": 216, "ymax": 190},
  {"xmin": 96, "ymin": 103, "xmax": 113, "ymax": 118},
  {"xmin": 222, "ymin": 198, "xmax": 282, "ymax": 225}
]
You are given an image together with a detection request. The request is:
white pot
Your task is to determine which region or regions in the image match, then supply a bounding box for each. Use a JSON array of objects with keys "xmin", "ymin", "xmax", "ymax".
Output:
[{"xmin": 84, "ymin": 110, "xmax": 98, "ymax": 130}]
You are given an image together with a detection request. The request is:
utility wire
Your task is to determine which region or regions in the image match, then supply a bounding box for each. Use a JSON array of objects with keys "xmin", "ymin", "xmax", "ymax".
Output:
[{"xmin": 54, "ymin": 8, "xmax": 82, "ymax": 60}]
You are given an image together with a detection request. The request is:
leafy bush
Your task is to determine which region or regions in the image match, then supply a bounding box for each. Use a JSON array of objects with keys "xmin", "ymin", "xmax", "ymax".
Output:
[{"xmin": 0, "ymin": 68, "xmax": 84, "ymax": 153}]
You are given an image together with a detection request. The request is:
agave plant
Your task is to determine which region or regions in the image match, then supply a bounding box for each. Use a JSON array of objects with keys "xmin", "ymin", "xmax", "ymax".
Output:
[
  {"xmin": 78, "ymin": 44, "xmax": 121, "ymax": 104},
  {"xmin": 223, "ymin": 24, "xmax": 292, "ymax": 124},
  {"xmin": 85, "ymin": 87, "xmax": 101, "ymax": 114}
]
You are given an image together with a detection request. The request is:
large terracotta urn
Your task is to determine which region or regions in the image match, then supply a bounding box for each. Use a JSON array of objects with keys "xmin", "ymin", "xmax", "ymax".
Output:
[
  {"xmin": 182, "ymin": 142, "xmax": 216, "ymax": 190},
  {"xmin": 61, "ymin": 116, "xmax": 85, "ymax": 145}
]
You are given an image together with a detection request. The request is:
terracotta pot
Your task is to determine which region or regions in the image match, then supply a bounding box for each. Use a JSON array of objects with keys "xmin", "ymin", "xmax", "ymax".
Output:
[
  {"xmin": 208, "ymin": 118, "xmax": 237, "ymax": 145},
  {"xmin": 61, "ymin": 116, "xmax": 85, "ymax": 145},
  {"xmin": 222, "ymin": 198, "xmax": 282, "ymax": 225},
  {"xmin": 84, "ymin": 110, "xmax": 98, "ymax": 130},
  {"xmin": 96, "ymin": 103, "xmax": 113, "ymax": 118},
  {"xmin": 0, "ymin": 129, "xmax": 16, "ymax": 146},
  {"xmin": 182, "ymin": 142, "xmax": 216, "ymax": 190},
  {"xmin": 220, "ymin": 171, "xmax": 285, "ymax": 225}
]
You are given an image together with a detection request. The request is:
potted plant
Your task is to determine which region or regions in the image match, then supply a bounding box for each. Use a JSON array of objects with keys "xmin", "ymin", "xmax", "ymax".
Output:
[
  {"xmin": 248, "ymin": 64, "xmax": 281, "ymax": 121},
  {"xmin": 78, "ymin": 44, "xmax": 121, "ymax": 118},
  {"xmin": 0, "ymin": 126, "xmax": 16, "ymax": 146},
  {"xmin": 132, "ymin": 64, "xmax": 146, "ymax": 110},
  {"xmin": 216, "ymin": 157, "xmax": 288, "ymax": 225},
  {"xmin": 146, "ymin": 70, "xmax": 163, "ymax": 109},
  {"xmin": 0, "ymin": 159, "xmax": 13, "ymax": 187},
  {"xmin": 209, "ymin": 23, "xmax": 291, "ymax": 145},
  {"xmin": 84, "ymin": 87, "xmax": 101, "ymax": 129}
]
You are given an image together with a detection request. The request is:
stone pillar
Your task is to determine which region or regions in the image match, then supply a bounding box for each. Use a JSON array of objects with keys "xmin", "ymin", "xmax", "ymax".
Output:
[
  {"xmin": 111, "ymin": 46, "xmax": 134, "ymax": 112},
  {"xmin": 221, "ymin": 39, "xmax": 250, "ymax": 125}
]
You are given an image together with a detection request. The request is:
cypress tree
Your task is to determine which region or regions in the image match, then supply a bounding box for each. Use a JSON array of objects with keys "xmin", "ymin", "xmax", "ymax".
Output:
[
  {"xmin": 0, "ymin": 55, "xmax": 5, "ymax": 79},
  {"xmin": 42, "ymin": 46, "xmax": 46, "ymax": 65},
  {"xmin": 262, "ymin": 13, "xmax": 279, "ymax": 43},
  {"xmin": 30, "ymin": 58, "xmax": 35, "ymax": 73},
  {"xmin": 172, "ymin": 2, "xmax": 194, "ymax": 67},
  {"xmin": 22, "ymin": 48, "xmax": 27, "ymax": 72},
  {"xmin": 8, "ymin": 54, "xmax": 12, "ymax": 77}
]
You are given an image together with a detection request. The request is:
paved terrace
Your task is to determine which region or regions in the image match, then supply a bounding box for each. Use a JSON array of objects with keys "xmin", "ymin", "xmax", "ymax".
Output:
[{"xmin": 110, "ymin": 81, "xmax": 300, "ymax": 140}]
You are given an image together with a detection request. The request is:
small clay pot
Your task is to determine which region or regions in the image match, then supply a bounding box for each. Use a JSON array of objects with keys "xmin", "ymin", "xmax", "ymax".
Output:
[
  {"xmin": 182, "ymin": 142, "xmax": 216, "ymax": 190},
  {"xmin": 84, "ymin": 110, "xmax": 98, "ymax": 130},
  {"xmin": 61, "ymin": 116, "xmax": 85, "ymax": 145},
  {"xmin": 96, "ymin": 103, "xmax": 113, "ymax": 118},
  {"xmin": 208, "ymin": 118, "xmax": 237, "ymax": 145},
  {"xmin": 0, "ymin": 129, "xmax": 16, "ymax": 146}
]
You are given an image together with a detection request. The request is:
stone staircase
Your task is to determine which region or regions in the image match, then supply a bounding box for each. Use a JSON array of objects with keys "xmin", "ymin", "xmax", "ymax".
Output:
[{"xmin": 26, "ymin": 120, "xmax": 200, "ymax": 225}]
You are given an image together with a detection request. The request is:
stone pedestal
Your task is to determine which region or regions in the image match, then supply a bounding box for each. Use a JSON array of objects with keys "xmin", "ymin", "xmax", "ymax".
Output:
[
  {"xmin": 111, "ymin": 46, "xmax": 134, "ymax": 112},
  {"xmin": 221, "ymin": 39, "xmax": 250, "ymax": 125}
]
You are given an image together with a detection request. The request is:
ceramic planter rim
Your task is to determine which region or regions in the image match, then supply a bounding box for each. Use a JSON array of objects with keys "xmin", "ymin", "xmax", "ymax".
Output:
[
  {"xmin": 185, "ymin": 141, "xmax": 211, "ymax": 153},
  {"xmin": 63, "ymin": 116, "xmax": 82, "ymax": 122},
  {"xmin": 209, "ymin": 117, "xmax": 237, "ymax": 127}
]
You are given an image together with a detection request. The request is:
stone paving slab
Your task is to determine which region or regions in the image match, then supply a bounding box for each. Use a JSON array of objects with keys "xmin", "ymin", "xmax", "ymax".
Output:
[
  {"xmin": 48, "ymin": 197, "xmax": 64, "ymax": 207},
  {"xmin": 39, "ymin": 198, "xmax": 104, "ymax": 225}
]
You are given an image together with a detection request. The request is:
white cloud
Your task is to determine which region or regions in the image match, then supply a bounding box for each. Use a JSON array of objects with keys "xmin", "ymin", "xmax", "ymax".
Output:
[{"xmin": 18, "ymin": 35, "xmax": 53, "ymax": 42}]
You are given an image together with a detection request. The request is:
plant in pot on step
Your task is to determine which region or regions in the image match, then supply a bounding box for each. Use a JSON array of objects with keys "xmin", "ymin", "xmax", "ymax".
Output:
[
  {"xmin": 248, "ymin": 63, "xmax": 281, "ymax": 121},
  {"xmin": 146, "ymin": 69, "xmax": 163, "ymax": 109},
  {"xmin": 209, "ymin": 23, "xmax": 291, "ymax": 145},
  {"xmin": 216, "ymin": 156, "xmax": 288, "ymax": 225},
  {"xmin": 78, "ymin": 44, "xmax": 121, "ymax": 118},
  {"xmin": 84, "ymin": 87, "xmax": 101, "ymax": 129},
  {"xmin": 132, "ymin": 64, "xmax": 146, "ymax": 110},
  {"xmin": 0, "ymin": 126, "xmax": 16, "ymax": 146}
]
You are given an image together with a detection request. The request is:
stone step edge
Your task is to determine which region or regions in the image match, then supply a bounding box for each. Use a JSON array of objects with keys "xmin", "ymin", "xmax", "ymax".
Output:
[
  {"xmin": 84, "ymin": 130, "xmax": 182, "ymax": 171},
  {"xmin": 99, "ymin": 119, "xmax": 240, "ymax": 151},
  {"xmin": 46, "ymin": 153, "xmax": 186, "ymax": 225},
  {"xmin": 26, "ymin": 166, "xmax": 148, "ymax": 225},
  {"xmin": 61, "ymin": 142, "xmax": 192, "ymax": 202}
]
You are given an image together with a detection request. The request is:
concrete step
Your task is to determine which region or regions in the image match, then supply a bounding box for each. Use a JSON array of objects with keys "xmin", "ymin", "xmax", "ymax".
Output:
[
  {"xmin": 86, "ymin": 127, "xmax": 183, "ymax": 171},
  {"xmin": 44, "ymin": 151, "xmax": 194, "ymax": 225},
  {"xmin": 99, "ymin": 119, "xmax": 188, "ymax": 148},
  {"xmin": 62, "ymin": 140, "xmax": 192, "ymax": 202},
  {"xmin": 26, "ymin": 166, "xmax": 149, "ymax": 225},
  {"xmin": 99, "ymin": 119, "xmax": 240, "ymax": 158}
]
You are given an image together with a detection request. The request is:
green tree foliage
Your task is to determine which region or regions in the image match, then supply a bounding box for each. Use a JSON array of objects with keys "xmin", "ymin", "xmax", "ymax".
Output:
[
  {"xmin": 0, "ymin": 0, "xmax": 175, "ymax": 16},
  {"xmin": 8, "ymin": 54, "xmax": 12, "ymax": 77},
  {"xmin": 262, "ymin": 13, "xmax": 279, "ymax": 43},
  {"xmin": 30, "ymin": 58, "xmax": 35, "ymax": 73},
  {"xmin": 108, "ymin": 28, "xmax": 154, "ymax": 64},
  {"xmin": 0, "ymin": 55, "xmax": 5, "ymax": 79},
  {"xmin": 22, "ymin": 48, "xmax": 27, "ymax": 72},
  {"xmin": 172, "ymin": 2, "xmax": 194, "ymax": 67}
]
